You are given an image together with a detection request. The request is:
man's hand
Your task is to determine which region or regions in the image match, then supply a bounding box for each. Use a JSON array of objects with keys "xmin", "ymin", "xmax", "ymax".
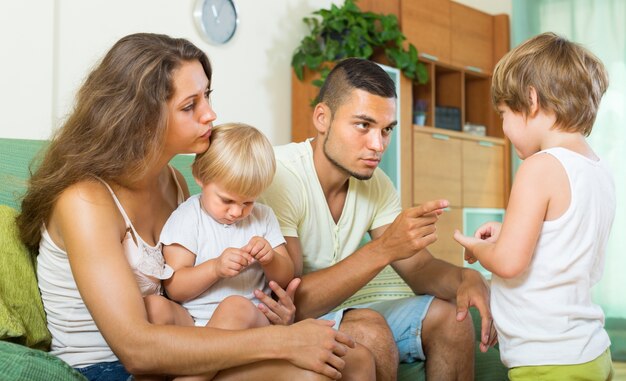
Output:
[
  {"xmin": 454, "ymin": 268, "xmax": 497, "ymax": 352},
  {"xmin": 243, "ymin": 236, "xmax": 274, "ymax": 265},
  {"xmin": 281, "ymin": 319, "xmax": 355, "ymax": 379},
  {"xmin": 377, "ymin": 199, "xmax": 449, "ymax": 263},
  {"xmin": 215, "ymin": 248, "xmax": 254, "ymax": 278},
  {"xmin": 255, "ymin": 278, "xmax": 300, "ymax": 325}
]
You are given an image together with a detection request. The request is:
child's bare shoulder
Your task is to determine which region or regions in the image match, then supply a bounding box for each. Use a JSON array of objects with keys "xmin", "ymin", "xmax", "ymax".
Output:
[{"xmin": 518, "ymin": 152, "xmax": 563, "ymax": 177}]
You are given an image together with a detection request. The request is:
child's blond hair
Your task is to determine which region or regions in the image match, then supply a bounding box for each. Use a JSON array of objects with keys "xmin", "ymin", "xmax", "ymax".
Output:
[
  {"xmin": 192, "ymin": 123, "xmax": 275, "ymax": 198},
  {"xmin": 491, "ymin": 32, "xmax": 608, "ymax": 136}
]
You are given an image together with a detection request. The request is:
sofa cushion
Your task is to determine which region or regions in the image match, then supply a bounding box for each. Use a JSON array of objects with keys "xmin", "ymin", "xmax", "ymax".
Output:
[
  {"xmin": 0, "ymin": 138, "xmax": 48, "ymax": 211},
  {"xmin": 0, "ymin": 205, "xmax": 51, "ymax": 350},
  {"xmin": 0, "ymin": 340, "xmax": 86, "ymax": 381}
]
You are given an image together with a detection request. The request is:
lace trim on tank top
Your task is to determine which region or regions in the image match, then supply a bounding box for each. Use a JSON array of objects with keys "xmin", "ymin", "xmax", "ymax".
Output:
[{"xmin": 96, "ymin": 165, "xmax": 183, "ymax": 288}]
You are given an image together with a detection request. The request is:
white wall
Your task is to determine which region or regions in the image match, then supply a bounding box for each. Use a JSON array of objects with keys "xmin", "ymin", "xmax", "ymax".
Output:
[
  {"xmin": 455, "ymin": 0, "xmax": 512, "ymax": 15},
  {"xmin": 0, "ymin": 0, "xmax": 510, "ymax": 144},
  {"xmin": 0, "ymin": 0, "xmax": 55, "ymax": 139}
]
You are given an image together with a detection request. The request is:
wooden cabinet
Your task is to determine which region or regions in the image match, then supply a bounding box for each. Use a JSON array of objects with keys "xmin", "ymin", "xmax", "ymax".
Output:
[
  {"xmin": 462, "ymin": 139, "xmax": 506, "ymax": 208},
  {"xmin": 401, "ymin": 0, "xmax": 502, "ymax": 74},
  {"xmin": 412, "ymin": 127, "xmax": 507, "ymax": 267},
  {"xmin": 291, "ymin": 69, "xmax": 320, "ymax": 143},
  {"xmin": 450, "ymin": 2, "xmax": 494, "ymax": 73},
  {"xmin": 430, "ymin": 207, "xmax": 463, "ymax": 266},
  {"xmin": 412, "ymin": 129, "xmax": 462, "ymax": 207},
  {"xmin": 401, "ymin": 0, "xmax": 451, "ymax": 63},
  {"xmin": 413, "ymin": 127, "xmax": 507, "ymax": 209}
]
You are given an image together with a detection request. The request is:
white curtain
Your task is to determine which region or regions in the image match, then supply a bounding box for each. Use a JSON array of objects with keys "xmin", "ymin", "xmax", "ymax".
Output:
[{"xmin": 512, "ymin": 0, "xmax": 626, "ymax": 318}]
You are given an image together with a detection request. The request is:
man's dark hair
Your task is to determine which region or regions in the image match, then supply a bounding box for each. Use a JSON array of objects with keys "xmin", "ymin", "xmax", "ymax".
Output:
[{"xmin": 317, "ymin": 57, "xmax": 397, "ymax": 114}]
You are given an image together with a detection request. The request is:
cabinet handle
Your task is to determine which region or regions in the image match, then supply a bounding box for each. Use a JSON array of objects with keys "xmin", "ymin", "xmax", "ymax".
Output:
[
  {"xmin": 432, "ymin": 133, "xmax": 450, "ymax": 141},
  {"xmin": 420, "ymin": 52, "xmax": 439, "ymax": 61},
  {"xmin": 478, "ymin": 141, "xmax": 494, "ymax": 147},
  {"xmin": 465, "ymin": 66, "xmax": 483, "ymax": 73}
]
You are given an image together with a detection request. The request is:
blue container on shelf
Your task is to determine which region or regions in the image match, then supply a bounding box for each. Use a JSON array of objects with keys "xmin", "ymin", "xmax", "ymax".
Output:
[{"xmin": 435, "ymin": 106, "xmax": 462, "ymax": 131}]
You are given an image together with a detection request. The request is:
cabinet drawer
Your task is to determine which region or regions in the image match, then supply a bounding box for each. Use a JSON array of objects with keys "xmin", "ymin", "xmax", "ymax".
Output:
[
  {"xmin": 413, "ymin": 130, "xmax": 462, "ymax": 207},
  {"xmin": 462, "ymin": 140, "xmax": 505, "ymax": 208},
  {"xmin": 429, "ymin": 207, "xmax": 463, "ymax": 266}
]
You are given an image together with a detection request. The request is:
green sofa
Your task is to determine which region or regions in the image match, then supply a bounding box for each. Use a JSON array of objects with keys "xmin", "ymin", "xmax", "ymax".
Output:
[{"xmin": 0, "ymin": 137, "xmax": 508, "ymax": 380}]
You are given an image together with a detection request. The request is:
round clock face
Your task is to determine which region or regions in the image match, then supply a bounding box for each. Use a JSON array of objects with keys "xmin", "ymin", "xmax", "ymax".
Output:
[{"xmin": 194, "ymin": 0, "xmax": 238, "ymax": 45}]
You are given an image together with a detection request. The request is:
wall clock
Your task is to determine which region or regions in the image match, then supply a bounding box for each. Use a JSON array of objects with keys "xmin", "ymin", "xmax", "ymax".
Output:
[{"xmin": 193, "ymin": 0, "xmax": 238, "ymax": 45}]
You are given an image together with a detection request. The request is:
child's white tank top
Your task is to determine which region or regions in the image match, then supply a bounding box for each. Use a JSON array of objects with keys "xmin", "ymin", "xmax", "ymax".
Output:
[{"xmin": 492, "ymin": 147, "xmax": 615, "ymax": 368}]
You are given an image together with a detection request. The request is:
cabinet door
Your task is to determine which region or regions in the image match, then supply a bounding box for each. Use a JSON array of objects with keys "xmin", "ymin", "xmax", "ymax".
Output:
[
  {"xmin": 401, "ymin": 0, "xmax": 451, "ymax": 63},
  {"xmin": 358, "ymin": 0, "xmax": 400, "ymax": 19},
  {"xmin": 462, "ymin": 140, "xmax": 505, "ymax": 208},
  {"xmin": 450, "ymin": 2, "xmax": 493, "ymax": 73},
  {"xmin": 413, "ymin": 130, "xmax": 462, "ymax": 207},
  {"xmin": 429, "ymin": 207, "xmax": 464, "ymax": 266}
]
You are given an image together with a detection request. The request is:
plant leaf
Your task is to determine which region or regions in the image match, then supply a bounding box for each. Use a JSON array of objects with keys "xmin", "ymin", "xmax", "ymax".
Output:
[{"xmin": 292, "ymin": 0, "xmax": 430, "ymax": 91}]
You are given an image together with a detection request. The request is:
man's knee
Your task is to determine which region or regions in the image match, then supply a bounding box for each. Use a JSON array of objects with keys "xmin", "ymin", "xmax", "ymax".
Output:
[
  {"xmin": 423, "ymin": 298, "xmax": 474, "ymax": 348},
  {"xmin": 340, "ymin": 309, "xmax": 397, "ymax": 355},
  {"xmin": 340, "ymin": 308, "xmax": 399, "ymax": 380}
]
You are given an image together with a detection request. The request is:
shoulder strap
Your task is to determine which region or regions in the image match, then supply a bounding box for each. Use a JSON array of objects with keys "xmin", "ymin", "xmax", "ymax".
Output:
[
  {"xmin": 168, "ymin": 164, "xmax": 186, "ymax": 204},
  {"xmin": 95, "ymin": 177, "xmax": 133, "ymax": 228}
]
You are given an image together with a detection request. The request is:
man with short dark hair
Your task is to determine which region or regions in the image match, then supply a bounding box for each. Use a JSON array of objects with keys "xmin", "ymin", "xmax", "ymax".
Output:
[{"xmin": 261, "ymin": 57, "xmax": 494, "ymax": 380}]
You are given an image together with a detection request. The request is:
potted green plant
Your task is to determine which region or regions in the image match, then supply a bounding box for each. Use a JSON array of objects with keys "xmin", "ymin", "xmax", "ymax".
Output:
[{"xmin": 291, "ymin": 0, "xmax": 428, "ymax": 90}]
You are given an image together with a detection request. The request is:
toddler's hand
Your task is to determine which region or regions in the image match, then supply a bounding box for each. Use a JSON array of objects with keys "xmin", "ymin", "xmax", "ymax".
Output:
[
  {"xmin": 216, "ymin": 248, "xmax": 254, "ymax": 278},
  {"xmin": 243, "ymin": 236, "xmax": 273, "ymax": 265}
]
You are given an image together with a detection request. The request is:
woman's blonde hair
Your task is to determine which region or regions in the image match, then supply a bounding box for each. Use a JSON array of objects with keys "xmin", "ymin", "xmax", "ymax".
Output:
[
  {"xmin": 192, "ymin": 123, "xmax": 275, "ymax": 198},
  {"xmin": 18, "ymin": 33, "xmax": 212, "ymax": 252},
  {"xmin": 491, "ymin": 32, "xmax": 608, "ymax": 136}
]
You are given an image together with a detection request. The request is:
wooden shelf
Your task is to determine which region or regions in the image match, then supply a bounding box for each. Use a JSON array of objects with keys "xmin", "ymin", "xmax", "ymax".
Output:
[{"xmin": 413, "ymin": 125, "xmax": 505, "ymax": 144}]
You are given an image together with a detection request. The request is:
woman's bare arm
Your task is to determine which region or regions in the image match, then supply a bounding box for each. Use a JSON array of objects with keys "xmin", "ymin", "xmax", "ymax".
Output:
[{"xmin": 51, "ymin": 181, "xmax": 353, "ymax": 378}]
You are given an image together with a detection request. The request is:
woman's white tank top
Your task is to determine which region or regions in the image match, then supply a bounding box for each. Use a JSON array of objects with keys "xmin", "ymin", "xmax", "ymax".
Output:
[{"xmin": 37, "ymin": 166, "xmax": 184, "ymax": 367}]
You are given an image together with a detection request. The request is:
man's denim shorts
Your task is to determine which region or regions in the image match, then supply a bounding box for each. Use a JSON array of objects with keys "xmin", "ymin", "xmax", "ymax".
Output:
[{"xmin": 320, "ymin": 294, "xmax": 434, "ymax": 363}]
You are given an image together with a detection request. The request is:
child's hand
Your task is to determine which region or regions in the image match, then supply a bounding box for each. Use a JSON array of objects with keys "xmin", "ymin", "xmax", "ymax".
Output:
[
  {"xmin": 474, "ymin": 221, "xmax": 502, "ymax": 242},
  {"xmin": 454, "ymin": 230, "xmax": 482, "ymax": 264},
  {"xmin": 216, "ymin": 248, "xmax": 254, "ymax": 278},
  {"xmin": 243, "ymin": 236, "xmax": 273, "ymax": 265}
]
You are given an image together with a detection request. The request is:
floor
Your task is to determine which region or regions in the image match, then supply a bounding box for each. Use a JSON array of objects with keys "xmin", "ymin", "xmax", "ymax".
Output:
[{"xmin": 615, "ymin": 362, "xmax": 626, "ymax": 380}]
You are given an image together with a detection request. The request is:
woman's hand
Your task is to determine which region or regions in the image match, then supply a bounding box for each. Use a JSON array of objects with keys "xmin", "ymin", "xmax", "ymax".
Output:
[
  {"xmin": 255, "ymin": 278, "xmax": 300, "ymax": 325},
  {"xmin": 281, "ymin": 319, "xmax": 355, "ymax": 379}
]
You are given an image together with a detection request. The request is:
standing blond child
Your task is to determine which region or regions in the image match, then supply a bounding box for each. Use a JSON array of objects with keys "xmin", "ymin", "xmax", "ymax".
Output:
[{"xmin": 454, "ymin": 32, "xmax": 615, "ymax": 380}]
